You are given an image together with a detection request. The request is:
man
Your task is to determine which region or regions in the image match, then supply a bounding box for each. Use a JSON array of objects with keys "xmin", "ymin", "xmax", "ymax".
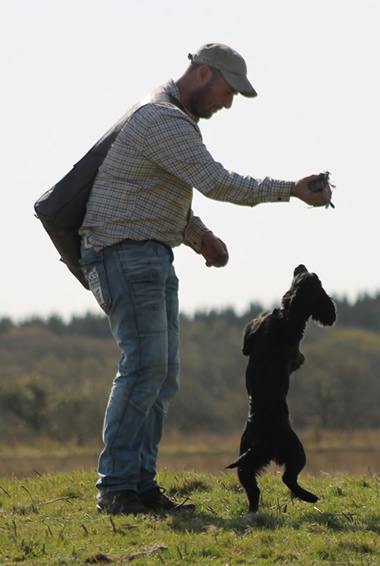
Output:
[{"xmin": 79, "ymin": 43, "xmax": 332, "ymax": 515}]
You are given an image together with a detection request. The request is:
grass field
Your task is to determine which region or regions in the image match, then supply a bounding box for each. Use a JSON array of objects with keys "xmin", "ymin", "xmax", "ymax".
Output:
[
  {"xmin": 1, "ymin": 430, "xmax": 380, "ymax": 478},
  {"xmin": 0, "ymin": 466, "xmax": 379, "ymax": 565},
  {"xmin": 1, "ymin": 432, "xmax": 379, "ymax": 564}
]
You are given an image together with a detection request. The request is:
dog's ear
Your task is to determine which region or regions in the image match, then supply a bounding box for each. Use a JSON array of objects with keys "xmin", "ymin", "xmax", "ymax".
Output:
[
  {"xmin": 311, "ymin": 290, "xmax": 337, "ymax": 326},
  {"xmin": 242, "ymin": 313, "xmax": 268, "ymax": 356},
  {"xmin": 283, "ymin": 270, "xmax": 337, "ymax": 328}
]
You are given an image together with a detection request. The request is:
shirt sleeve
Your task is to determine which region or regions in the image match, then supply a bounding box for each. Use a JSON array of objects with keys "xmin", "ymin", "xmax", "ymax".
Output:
[
  {"xmin": 183, "ymin": 211, "xmax": 211, "ymax": 253},
  {"xmin": 141, "ymin": 108, "xmax": 294, "ymax": 205}
]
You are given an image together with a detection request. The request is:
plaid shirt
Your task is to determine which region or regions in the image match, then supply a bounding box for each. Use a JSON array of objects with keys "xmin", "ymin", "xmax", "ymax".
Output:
[{"xmin": 80, "ymin": 79, "xmax": 293, "ymax": 253}]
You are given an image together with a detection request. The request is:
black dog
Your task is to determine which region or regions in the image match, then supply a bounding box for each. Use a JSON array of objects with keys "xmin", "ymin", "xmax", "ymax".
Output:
[{"xmin": 227, "ymin": 265, "xmax": 337, "ymax": 513}]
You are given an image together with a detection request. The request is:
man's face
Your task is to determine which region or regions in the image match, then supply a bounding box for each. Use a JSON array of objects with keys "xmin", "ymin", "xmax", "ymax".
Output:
[{"xmin": 190, "ymin": 74, "xmax": 238, "ymax": 119}]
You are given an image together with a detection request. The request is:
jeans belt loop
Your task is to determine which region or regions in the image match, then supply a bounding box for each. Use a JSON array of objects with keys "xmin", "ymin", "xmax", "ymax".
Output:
[{"xmin": 83, "ymin": 235, "xmax": 93, "ymax": 249}]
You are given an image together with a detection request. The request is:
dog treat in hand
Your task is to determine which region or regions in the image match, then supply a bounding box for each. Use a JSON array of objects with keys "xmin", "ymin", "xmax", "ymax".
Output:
[{"xmin": 309, "ymin": 171, "xmax": 335, "ymax": 209}]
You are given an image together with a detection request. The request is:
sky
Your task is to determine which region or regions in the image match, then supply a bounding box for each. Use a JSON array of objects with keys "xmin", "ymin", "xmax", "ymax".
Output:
[{"xmin": 2, "ymin": 0, "xmax": 380, "ymax": 321}]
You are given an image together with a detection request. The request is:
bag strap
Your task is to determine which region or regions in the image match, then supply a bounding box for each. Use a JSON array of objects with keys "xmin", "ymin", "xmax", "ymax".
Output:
[
  {"xmin": 151, "ymin": 92, "xmax": 187, "ymax": 113},
  {"xmin": 76, "ymin": 92, "xmax": 187, "ymax": 169}
]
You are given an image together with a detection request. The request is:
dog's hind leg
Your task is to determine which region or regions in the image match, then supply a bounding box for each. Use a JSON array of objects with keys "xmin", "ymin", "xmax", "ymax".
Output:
[
  {"xmin": 227, "ymin": 430, "xmax": 271, "ymax": 513},
  {"xmin": 281, "ymin": 431, "xmax": 319, "ymax": 504},
  {"xmin": 227, "ymin": 448, "xmax": 264, "ymax": 512},
  {"xmin": 231, "ymin": 447, "xmax": 271, "ymax": 513},
  {"xmin": 237, "ymin": 464, "xmax": 261, "ymax": 513}
]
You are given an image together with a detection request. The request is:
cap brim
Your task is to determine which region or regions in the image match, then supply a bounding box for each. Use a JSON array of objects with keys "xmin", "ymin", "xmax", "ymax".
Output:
[{"xmin": 221, "ymin": 69, "xmax": 257, "ymax": 98}]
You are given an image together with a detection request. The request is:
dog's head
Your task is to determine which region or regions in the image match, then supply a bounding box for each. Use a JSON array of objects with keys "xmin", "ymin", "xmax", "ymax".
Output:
[{"xmin": 281, "ymin": 264, "xmax": 337, "ymax": 327}]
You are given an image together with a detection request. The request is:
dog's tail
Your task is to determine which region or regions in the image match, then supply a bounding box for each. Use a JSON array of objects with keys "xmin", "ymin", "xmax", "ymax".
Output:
[{"xmin": 226, "ymin": 449, "xmax": 252, "ymax": 469}]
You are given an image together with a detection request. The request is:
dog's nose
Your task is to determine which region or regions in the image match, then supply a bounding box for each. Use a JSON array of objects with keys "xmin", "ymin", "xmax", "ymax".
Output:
[{"xmin": 294, "ymin": 264, "xmax": 308, "ymax": 276}]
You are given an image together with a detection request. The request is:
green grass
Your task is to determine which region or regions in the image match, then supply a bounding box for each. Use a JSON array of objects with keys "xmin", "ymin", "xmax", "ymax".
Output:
[{"xmin": 0, "ymin": 468, "xmax": 379, "ymax": 565}]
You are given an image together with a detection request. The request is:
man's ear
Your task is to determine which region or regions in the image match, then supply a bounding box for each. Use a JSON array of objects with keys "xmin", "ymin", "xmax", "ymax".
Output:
[{"xmin": 197, "ymin": 65, "xmax": 212, "ymax": 84}]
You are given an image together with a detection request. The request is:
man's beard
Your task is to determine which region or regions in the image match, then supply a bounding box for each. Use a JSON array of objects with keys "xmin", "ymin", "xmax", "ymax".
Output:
[{"xmin": 189, "ymin": 83, "xmax": 220, "ymax": 119}]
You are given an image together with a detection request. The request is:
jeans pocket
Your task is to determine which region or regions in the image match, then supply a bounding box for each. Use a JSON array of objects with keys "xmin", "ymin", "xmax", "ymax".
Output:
[{"xmin": 80, "ymin": 247, "xmax": 111, "ymax": 314}]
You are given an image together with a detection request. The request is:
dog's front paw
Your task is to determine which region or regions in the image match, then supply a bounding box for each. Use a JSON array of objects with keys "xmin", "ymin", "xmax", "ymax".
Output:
[{"xmin": 292, "ymin": 488, "xmax": 319, "ymax": 504}]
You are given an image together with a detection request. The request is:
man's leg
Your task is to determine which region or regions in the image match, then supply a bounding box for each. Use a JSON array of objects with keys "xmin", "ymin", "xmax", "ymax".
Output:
[
  {"xmin": 137, "ymin": 265, "xmax": 180, "ymax": 494},
  {"xmin": 81, "ymin": 240, "xmax": 177, "ymax": 495}
]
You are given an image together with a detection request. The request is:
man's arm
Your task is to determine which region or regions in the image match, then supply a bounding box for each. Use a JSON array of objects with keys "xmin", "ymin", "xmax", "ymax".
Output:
[{"xmin": 183, "ymin": 211, "xmax": 229, "ymax": 267}]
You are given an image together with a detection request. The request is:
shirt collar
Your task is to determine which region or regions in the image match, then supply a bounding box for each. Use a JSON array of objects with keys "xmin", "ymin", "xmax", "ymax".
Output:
[{"xmin": 164, "ymin": 79, "xmax": 199, "ymax": 123}]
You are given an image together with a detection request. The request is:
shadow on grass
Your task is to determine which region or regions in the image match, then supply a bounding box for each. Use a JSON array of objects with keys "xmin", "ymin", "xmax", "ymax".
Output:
[{"xmin": 165, "ymin": 506, "xmax": 380, "ymax": 536}]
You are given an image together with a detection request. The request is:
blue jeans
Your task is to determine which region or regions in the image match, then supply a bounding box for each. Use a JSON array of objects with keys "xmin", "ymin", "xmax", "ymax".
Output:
[{"xmin": 80, "ymin": 239, "xmax": 180, "ymax": 496}]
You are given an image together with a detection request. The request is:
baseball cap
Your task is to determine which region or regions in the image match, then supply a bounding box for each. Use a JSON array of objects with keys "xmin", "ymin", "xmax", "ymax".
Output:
[{"xmin": 188, "ymin": 43, "xmax": 257, "ymax": 98}]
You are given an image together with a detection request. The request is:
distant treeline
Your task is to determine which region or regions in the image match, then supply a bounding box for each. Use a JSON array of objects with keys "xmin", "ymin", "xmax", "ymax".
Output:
[
  {"xmin": 1, "ymin": 292, "xmax": 380, "ymax": 444},
  {"xmin": 2, "ymin": 291, "xmax": 380, "ymax": 337}
]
